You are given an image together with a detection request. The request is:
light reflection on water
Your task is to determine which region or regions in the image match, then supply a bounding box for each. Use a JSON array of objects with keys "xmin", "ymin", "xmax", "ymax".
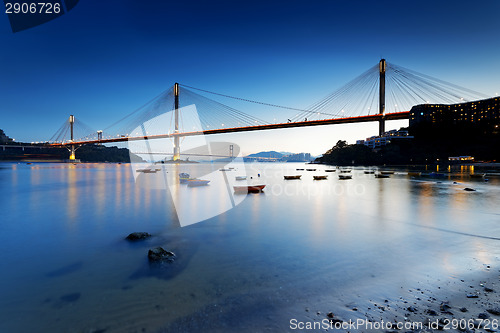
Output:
[{"xmin": 0, "ymin": 162, "xmax": 499, "ymax": 332}]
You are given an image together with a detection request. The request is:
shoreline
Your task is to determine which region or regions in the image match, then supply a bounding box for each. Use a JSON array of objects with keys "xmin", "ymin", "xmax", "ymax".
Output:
[{"xmin": 302, "ymin": 263, "xmax": 500, "ymax": 332}]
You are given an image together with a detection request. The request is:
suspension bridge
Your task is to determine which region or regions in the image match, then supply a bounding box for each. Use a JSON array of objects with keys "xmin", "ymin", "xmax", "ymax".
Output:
[{"xmin": 45, "ymin": 59, "xmax": 488, "ymax": 161}]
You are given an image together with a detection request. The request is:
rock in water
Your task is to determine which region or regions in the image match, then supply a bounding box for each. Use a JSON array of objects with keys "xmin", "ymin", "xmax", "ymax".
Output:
[
  {"xmin": 478, "ymin": 313, "xmax": 489, "ymax": 319},
  {"xmin": 126, "ymin": 232, "xmax": 151, "ymax": 241},
  {"xmin": 487, "ymin": 308, "xmax": 500, "ymax": 316},
  {"xmin": 148, "ymin": 247, "xmax": 176, "ymax": 262},
  {"xmin": 463, "ymin": 188, "xmax": 476, "ymax": 192}
]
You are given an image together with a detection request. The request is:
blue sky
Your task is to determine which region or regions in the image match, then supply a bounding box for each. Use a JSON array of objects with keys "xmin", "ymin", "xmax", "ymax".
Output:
[{"xmin": 1, "ymin": 0, "xmax": 499, "ymax": 155}]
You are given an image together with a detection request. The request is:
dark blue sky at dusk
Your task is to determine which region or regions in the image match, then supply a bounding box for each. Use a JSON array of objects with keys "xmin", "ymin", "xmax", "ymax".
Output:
[{"xmin": 1, "ymin": 0, "xmax": 499, "ymax": 154}]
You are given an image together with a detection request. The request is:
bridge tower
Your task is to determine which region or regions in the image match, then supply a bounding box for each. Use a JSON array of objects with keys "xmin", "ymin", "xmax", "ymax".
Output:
[
  {"xmin": 379, "ymin": 59, "xmax": 386, "ymax": 135},
  {"xmin": 173, "ymin": 82, "xmax": 181, "ymax": 161},
  {"xmin": 69, "ymin": 115, "xmax": 76, "ymax": 160}
]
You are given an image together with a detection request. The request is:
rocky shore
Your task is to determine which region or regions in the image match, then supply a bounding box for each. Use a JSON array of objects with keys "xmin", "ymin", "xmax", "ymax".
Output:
[{"xmin": 314, "ymin": 264, "xmax": 500, "ymax": 332}]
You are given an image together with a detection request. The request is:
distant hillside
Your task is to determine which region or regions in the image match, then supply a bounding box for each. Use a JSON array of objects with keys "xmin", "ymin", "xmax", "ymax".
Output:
[
  {"xmin": 0, "ymin": 129, "xmax": 14, "ymax": 143},
  {"xmin": 246, "ymin": 151, "xmax": 284, "ymax": 159},
  {"xmin": 244, "ymin": 151, "xmax": 314, "ymax": 162},
  {"xmin": 0, "ymin": 129, "xmax": 144, "ymax": 162}
]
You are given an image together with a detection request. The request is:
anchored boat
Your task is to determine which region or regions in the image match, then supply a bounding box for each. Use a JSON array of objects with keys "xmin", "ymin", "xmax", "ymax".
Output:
[
  {"xmin": 313, "ymin": 175, "xmax": 328, "ymax": 180},
  {"xmin": 187, "ymin": 179, "xmax": 210, "ymax": 187},
  {"xmin": 338, "ymin": 174, "xmax": 352, "ymax": 180},
  {"xmin": 233, "ymin": 185, "xmax": 266, "ymax": 193},
  {"xmin": 375, "ymin": 173, "xmax": 390, "ymax": 178},
  {"xmin": 470, "ymin": 173, "xmax": 486, "ymax": 178},
  {"xmin": 284, "ymin": 175, "xmax": 301, "ymax": 180}
]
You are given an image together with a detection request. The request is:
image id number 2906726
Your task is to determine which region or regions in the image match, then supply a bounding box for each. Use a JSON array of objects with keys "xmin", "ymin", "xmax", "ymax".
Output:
[{"xmin": 5, "ymin": 2, "xmax": 61, "ymax": 14}]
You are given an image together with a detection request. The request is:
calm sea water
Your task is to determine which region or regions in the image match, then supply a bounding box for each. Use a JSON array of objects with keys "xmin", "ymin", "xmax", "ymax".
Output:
[{"xmin": 1, "ymin": 162, "xmax": 499, "ymax": 333}]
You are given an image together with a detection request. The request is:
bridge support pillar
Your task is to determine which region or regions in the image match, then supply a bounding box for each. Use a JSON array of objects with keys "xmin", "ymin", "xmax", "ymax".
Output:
[
  {"xmin": 379, "ymin": 59, "xmax": 386, "ymax": 136},
  {"xmin": 65, "ymin": 115, "xmax": 79, "ymax": 162},
  {"xmin": 69, "ymin": 115, "xmax": 76, "ymax": 160},
  {"xmin": 173, "ymin": 83, "xmax": 181, "ymax": 161},
  {"xmin": 69, "ymin": 145, "xmax": 76, "ymax": 160}
]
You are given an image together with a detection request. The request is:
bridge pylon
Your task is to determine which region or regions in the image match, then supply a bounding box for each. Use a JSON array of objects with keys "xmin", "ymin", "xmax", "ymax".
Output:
[
  {"xmin": 173, "ymin": 82, "xmax": 181, "ymax": 161},
  {"xmin": 379, "ymin": 59, "xmax": 386, "ymax": 135},
  {"xmin": 69, "ymin": 115, "xmax": 76, "ymax": 160},
  {"xmin": 66, "ymin": 115, "xmax": 80, "ymax": 162}
]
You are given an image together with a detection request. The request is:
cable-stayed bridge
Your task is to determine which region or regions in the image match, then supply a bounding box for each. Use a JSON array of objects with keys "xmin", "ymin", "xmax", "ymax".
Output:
[{"xmin": 46, "ymin": 59, "xmax": 488, "ymax": 161}]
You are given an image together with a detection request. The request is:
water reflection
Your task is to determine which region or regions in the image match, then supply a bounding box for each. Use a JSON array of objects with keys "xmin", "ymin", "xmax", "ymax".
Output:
[{"xmin": 0, "ymin": 162, "xmax": 499, "ymax": 333}]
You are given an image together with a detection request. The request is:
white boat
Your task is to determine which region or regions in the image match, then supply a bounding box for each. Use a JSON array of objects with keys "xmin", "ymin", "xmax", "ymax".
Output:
[
  {"xmin": 235, "ymin": 176, "xmax": 247, "ymax": 181},
  {"xmin": 187, "ymin": 179, "xmax": 210, "ymax": 187}
]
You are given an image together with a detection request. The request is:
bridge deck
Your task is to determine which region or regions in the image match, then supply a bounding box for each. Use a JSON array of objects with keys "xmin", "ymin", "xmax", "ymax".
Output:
[{"xmin": 49, "ymin": 111, "xmax": 409, "ymax": 147}]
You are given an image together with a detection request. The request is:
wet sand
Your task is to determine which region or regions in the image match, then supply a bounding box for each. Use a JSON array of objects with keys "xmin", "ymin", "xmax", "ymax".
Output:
[{"xmin": 297, "ymin": 262, "xmax": 500, "ymax": 332}]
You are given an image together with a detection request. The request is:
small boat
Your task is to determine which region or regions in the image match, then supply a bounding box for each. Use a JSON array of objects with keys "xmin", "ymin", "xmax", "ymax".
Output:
[
  {"xmin": 187, "ymin": 179, "xmax": 210, "ymax": 187},
  {"xmin": 179, "ymin": 172, "xmax": 190, "ymax": 183},
  {"xmin": 470, "ymin": 173, "xmax": 486, "ymax": 178},
  {"xmin": 233, "ymin": 185, "xmax": 266, "ymax": 193},
  {"xmin": 380, "ymin": 171, "xmax": 395, "ymax": 175},
  {"xmin": 219, "ymin": 168, "xmax": 232, "ymax": 171},
  {"xmin": 306, "ymin": 168, "xmax": 316, "ymax": 171},
  {"xmin": 339, "ymin": 169, "xmax": 352, "ymax": 173},
  {"xmin": 407, "ymin": 172, "xmax": 421, "ymax": 177},
  {"xmin": 325, "ymin": 169, "xmax": 336, "ymax": 172},
  {"xmin": 296, "ymin": 168, "xmax": 305, "ymax": 171},
  {"xmin": 137, "ymin": 168, "xmax": 157, "ymax": 173},
  {"xmin": 364, "ymin": 170, "xmax": 375, "ymax": 174},
  {"xmin": 375, "ymin": 173, "xmax": 390, "ymax": 178},
  {"xmin": 235, "ymin": 176, "xmax": 247, "ymax": 181},
  {"xmin": 284, "ymin": 175, "xmax": 301, "ymax": 180},
  {"xmin": 338, "ymin": 174, "xmax": 352, "ymax": 180},
  {"xmin": 313, "ymin": 175, "xmax": 328, "ymax": 180}
]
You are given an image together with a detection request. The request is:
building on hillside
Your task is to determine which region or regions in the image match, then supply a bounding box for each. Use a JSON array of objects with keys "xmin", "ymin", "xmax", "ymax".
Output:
[{"xmin": 356, "ymin": 128, "xmax": 413, "ymax": 149}]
